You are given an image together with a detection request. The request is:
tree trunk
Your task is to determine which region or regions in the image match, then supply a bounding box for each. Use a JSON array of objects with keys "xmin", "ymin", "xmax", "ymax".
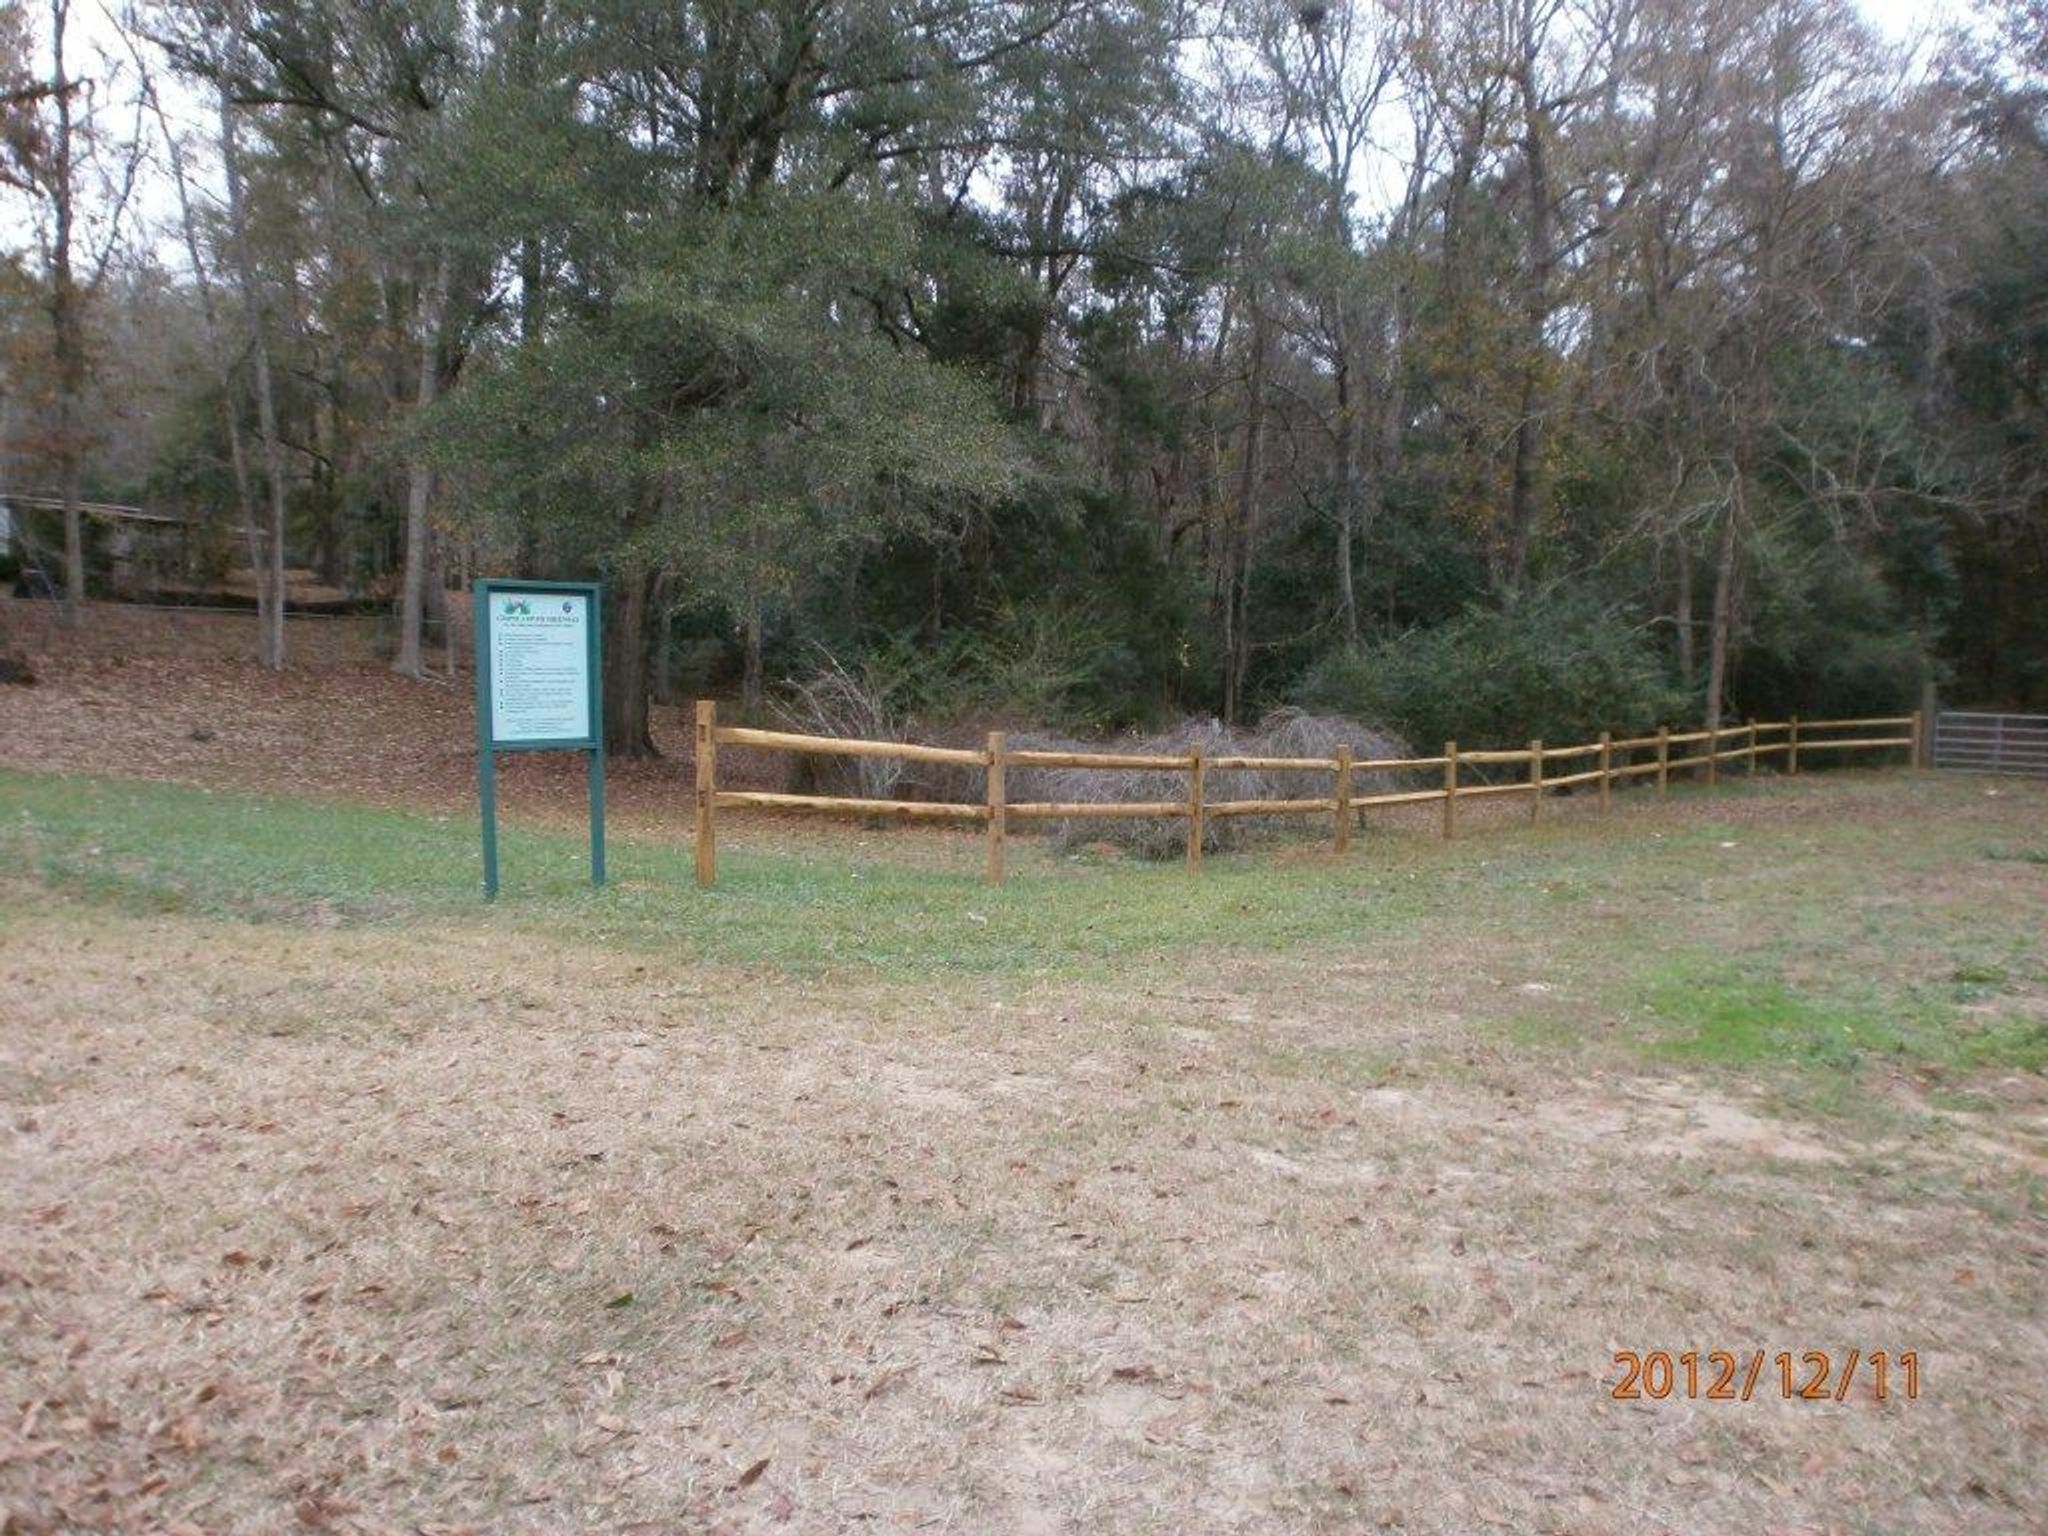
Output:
[
  {"xmin": 310, "ymin": 146, "xmax": 349, "ymax": 587},
  {"xmin": 1363, "ymin": 315, "xmax": 1410, "ymax": 633},
  {"xmin": 654, "ymin": 593, "xmax": 675, "ymax": 706},
  {"xmin": 426, "ymin": 536, "xmax": 449, "ymax": 664},
  {"xmin": 1224, "ymin": 309, "xmax": 1267, "ymax": 726},
  {"xmin": 515, "ymin": 229, "xmax": 546, "ymax": 580},
  {"xmin": 59, "ymin": 450, "xmax": 84, "ymax": 620},
  {"xmin": 393, "ymin": 256, "xmax": 451, "ymax": 679},
  {"xmin": 48, "ymin": 0, "xmax": 84, "ymax": 624},
  {"xmin": 146, "ymin": 65, "xmax": 264, "ymax": 644},
  {"xmin": 1504, "ymin": 391, "xmax": 1541, "ymax": 598},
  {"xmin": 263, "ymin": 417, "xmax": 287, "ymax": 669},
  {"xmin": 741, "ymin": 595, "xmax": 764, "ymax": 722},
  {"xmin": 515, "ymin": 26, "xmax": 546, "ymax": 581},
  {"xmin": 1673, "ymin": 529, "xmax": 1695, "ymax": 690},
  {"xmin": 439, "ymin": 538, "xmax": 457, "ymax": 675},
  {"xmin": 310, "ymin": 381, "xmax": 342, "ymax": 586},
  {"xmin": 603, "ymin": 569, "xmax": 658, "ymax": 757},
  {"xmin": 1332, "ymin": 338, "xmax": 1359, "ymax": 646},
  {"xmin": 1504, "ymin": 40, "xmax": 1557, "ymax": 600},
  {"xmin": 1703, "ymin": 473, "xmax": 1743, "ymax": 733},
  {"xmin": 217, "ymin": 68, "xmax": 289, "ymax": 670}
]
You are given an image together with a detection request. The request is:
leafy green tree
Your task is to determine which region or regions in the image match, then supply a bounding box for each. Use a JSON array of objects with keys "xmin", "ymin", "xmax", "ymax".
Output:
[{"xmin": 431, "ymin": 190, "xmax": 1018, "ymax": 748}]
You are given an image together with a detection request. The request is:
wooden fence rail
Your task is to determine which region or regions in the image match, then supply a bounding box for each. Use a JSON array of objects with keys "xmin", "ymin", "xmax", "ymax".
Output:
[{"xmin": 690, "ymin": 701, "xmax": 1920, "ymax": 887}]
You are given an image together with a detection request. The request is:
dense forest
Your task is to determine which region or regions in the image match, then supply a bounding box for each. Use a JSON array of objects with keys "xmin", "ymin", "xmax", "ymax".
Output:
[{"xmin": 2, "ymin": 0, "xmax": 2044, "ymax": 754}]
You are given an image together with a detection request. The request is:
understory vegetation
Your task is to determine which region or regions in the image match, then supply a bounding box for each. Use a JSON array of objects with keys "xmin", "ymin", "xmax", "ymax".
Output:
[{"xmin": 1295, "ymin": 589, "xmax": 1691, "ymax": 752}]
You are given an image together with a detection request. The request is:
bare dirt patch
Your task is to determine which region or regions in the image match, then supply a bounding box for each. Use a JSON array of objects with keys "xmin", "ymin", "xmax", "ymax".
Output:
[{"xmin": 1528, "ymin": 1081, "xmax": 1844, "ymax": 1164}]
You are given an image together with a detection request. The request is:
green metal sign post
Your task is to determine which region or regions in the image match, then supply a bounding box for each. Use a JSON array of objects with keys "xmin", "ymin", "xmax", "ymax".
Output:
[{"xmin": 473, "ymin": 578, "xmax": 605, "ymax": 899}]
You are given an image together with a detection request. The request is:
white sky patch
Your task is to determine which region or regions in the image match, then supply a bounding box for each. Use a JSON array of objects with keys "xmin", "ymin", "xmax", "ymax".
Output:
[{"xmin": 1859, "ymin": 0, "xmax": 1962, "ymax": 37}]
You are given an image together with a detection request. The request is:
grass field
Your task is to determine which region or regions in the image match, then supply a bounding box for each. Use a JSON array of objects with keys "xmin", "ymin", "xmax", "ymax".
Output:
[{"xmin": 4, "ymin": 764, "xmax": 2046, "ymax": 1534}]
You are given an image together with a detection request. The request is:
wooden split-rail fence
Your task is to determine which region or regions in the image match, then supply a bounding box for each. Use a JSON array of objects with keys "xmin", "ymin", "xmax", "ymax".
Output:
[{"xmin": 690, "ymin": 702, "xmax": 1922, "ymax": 887}]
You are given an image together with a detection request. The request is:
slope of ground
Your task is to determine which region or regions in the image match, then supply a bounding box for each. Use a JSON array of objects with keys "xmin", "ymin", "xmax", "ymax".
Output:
[{"xmin": 0, "ymin": 601, "xmax": 695, "ymax": 825}]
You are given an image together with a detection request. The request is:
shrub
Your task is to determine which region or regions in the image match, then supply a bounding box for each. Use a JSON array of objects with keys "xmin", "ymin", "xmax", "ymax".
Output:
[
  {"xmin": 1296, "ymin": 591, "xmax": 1686, "ymax": 751},
  {"xmin": 1735, "ymin": 543, "xmax": 1929, "ymax": 720},
  {"xmin": 772, "ymin": 648, "xmax": 913, "ymax": 798},
  {"xmin": 776, "ymin": 599, "xmax": 1136, "ymax": 773},
  {"xmin": 911, "ymin": 600, "xmax": 1124, "ymax": 732}
]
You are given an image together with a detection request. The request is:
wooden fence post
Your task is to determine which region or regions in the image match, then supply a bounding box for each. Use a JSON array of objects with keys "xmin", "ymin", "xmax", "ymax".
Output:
[
  {"xmin": 694, "ymin": 699, "xmax": 717, "ymax": 888},
  {"xmin": 1789, "ymin": 716, "xmax": 1800, "ymax": 776},
  {"xmin": 1657, "ymin": 725, "xmax": 1670, "ymax": 795},
  {"xmin": 1746, "ymin": 718, "xmax": 1758, "ymax": 775},
  {"xmin": 1186, "ymin": 746, "xmax": 1205, "ymax": 871},
  {"xmin": 1909, "ymin": 710, "xmax": 1924, "ymax": 770},
  {"xmin": 985, "ymin": 730, "xmax": 1006, "ymax": 885},
  {"xmin": 1598, "ymin": 731, "xmax": 1613, "ymax": 813},
  {"xmin": 1443, "ymin": 741, "xmax": 1458, "ymax": 840},
  {"xmin": 1529, "ymin": 738, "xmax": 1543, "ymax": 824},
  {"xmin": 1334, "ymin": 743, "xmax": 1353, "ymax": 854},
  {"xmin": 1707, "ymin": 724, "xmax": 1719, "ymax": 787}
]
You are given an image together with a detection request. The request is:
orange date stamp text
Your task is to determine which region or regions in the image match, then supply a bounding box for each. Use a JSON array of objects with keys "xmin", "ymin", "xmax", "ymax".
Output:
[{"xmin": 1610, "ymin": 1349, "xmax": 1920, "ymax": 1403}]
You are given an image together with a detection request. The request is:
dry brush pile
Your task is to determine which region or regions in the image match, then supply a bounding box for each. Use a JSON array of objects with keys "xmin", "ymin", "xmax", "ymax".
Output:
[
  {"xmin": 1009, "ymin": 710, "xmax": 1413, "ymax": 858},
  {"xmin": 772, "ymin": 689, "xmax": 1415, "ymax": 858}
]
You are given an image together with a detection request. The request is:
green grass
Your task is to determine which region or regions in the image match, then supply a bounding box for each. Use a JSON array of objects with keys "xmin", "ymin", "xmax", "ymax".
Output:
[
  {"xmin": 7, "ymin": 766, "xmax": 2045, "ymax": 1083},
  {"xmin": 1986, "ymin": 845, "xmax": 2048, "ymax": 866},
  {"xmin": 0, "ymin": 767, "xmax": 1452, "ymax": 976},
  {"xmin": 0, "ymin": 769, "xmax": 1778, "ymax": 982},
  {"xmin": 1632, "ymin": 961, "xmax": 2048, "ymax": 1074}
]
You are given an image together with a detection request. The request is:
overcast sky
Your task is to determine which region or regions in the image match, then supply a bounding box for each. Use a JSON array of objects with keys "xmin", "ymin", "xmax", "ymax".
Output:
[{"xmin": 1861, "ymin": 0, "xmax": 1958, "ymax": 34}]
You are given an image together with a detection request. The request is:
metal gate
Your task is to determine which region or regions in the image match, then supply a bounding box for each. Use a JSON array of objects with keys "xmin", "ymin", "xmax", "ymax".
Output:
[{"xmin": 1932, "ymin": 711, "xmax": 2048, "ymax": 778}]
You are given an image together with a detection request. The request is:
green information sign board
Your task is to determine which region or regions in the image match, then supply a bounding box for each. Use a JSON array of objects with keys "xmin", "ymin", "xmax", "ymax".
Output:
[{"xmin": 473, "ymin": 578, "xmax": 604, "ymax": 898}]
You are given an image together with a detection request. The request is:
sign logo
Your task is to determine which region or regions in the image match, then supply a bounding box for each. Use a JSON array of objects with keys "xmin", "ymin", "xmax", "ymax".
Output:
[{"xmin": 502, "ymin": 598, "xmax": 532, "ymax": 616}]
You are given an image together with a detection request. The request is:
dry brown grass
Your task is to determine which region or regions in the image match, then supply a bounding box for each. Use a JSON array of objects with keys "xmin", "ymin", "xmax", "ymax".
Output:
[{"xmin": 4, "ymin": 875, "xmax": 2044, "ymax": 1534}]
